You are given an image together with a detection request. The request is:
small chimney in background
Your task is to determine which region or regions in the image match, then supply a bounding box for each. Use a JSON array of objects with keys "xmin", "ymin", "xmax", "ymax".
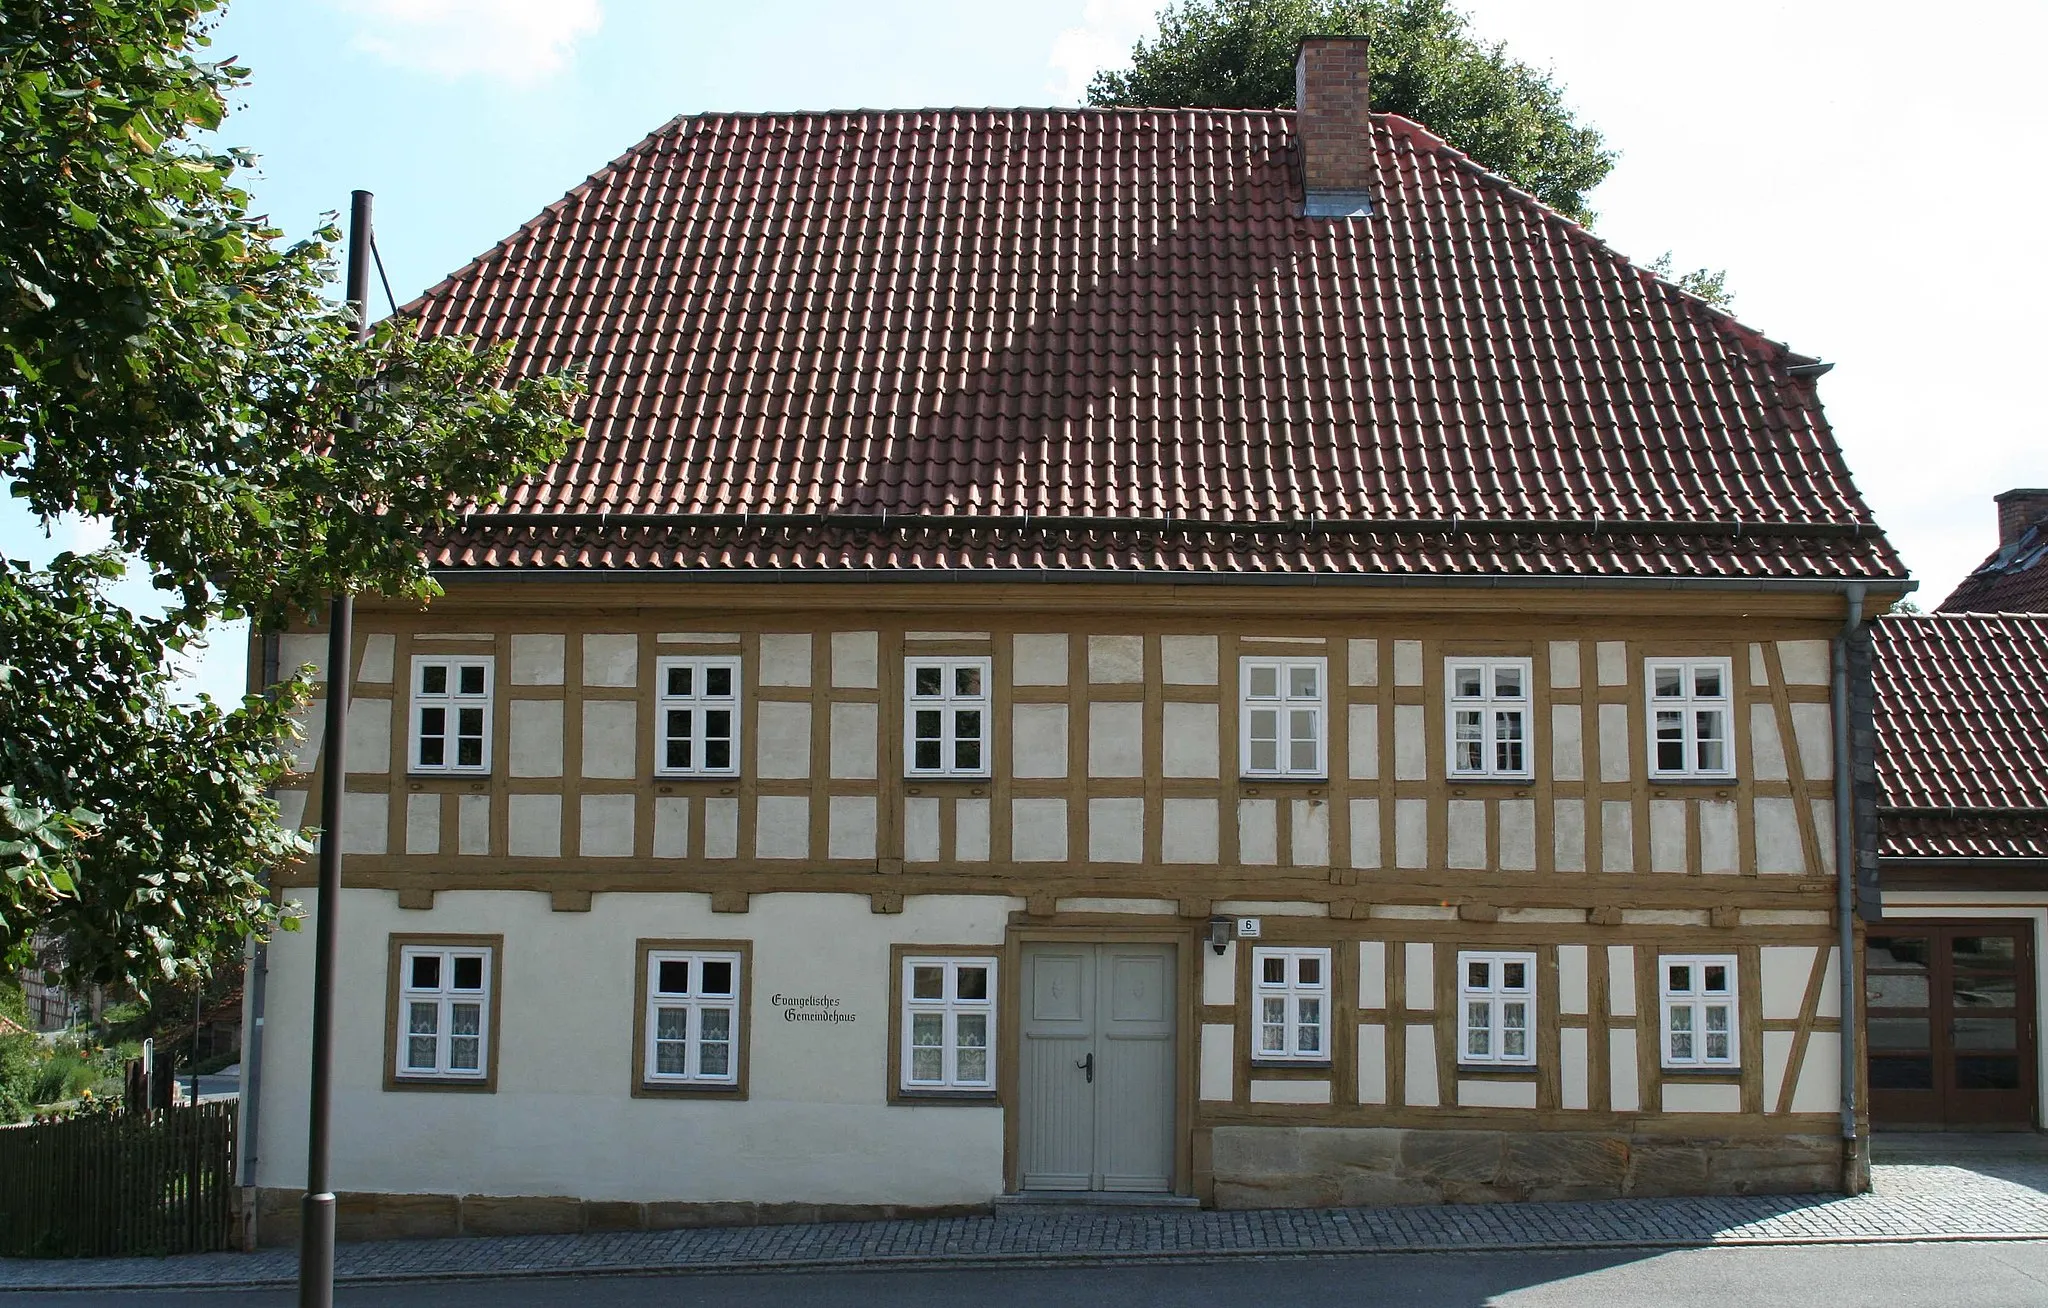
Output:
[
  {"xmin": 1996, "ymin": 488, "xmax": 2048, "ymax": 546},
  {"xmin": 1295, "ymin": 37, "xmax": 1375, "ymax": 218}
]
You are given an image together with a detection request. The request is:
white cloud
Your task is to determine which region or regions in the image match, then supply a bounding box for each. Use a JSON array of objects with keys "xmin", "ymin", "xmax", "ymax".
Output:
[
  {"xmin": 1047, "ymin": 0, "xmax": 1159, "ymax": 103},
  {"xmin": 335, "ymin": 0, "xmax": 603, "ymax": 84}
]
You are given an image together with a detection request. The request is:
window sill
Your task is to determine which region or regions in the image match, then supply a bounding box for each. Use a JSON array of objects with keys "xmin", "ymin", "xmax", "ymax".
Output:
[
  {"xmin": 1659, "ymin": 1066, "xmax": 1743, "ymax": 1079},
  {"xmin": 405, "ymin": 772, "xmax": 493, "ymax": 783},
  {"xmin": 386, "ymin": 1075, "xmax": 495, "ymax": 1093},
  {"xmin": 1455, "ymin": 1064, "xmax": 1539, "ymax": 1077},
  {"xmin": 633, "ymin": 1081, "xmax": 747, "ymax": 1100},
  {"xmin": 892, "ymin": 1089, "xmax": 999, "ymax": 1105},
  {"xmin": 1237, "ymin": 775, "xmax": 1329, "ymax": 786},
  {"xmin": 1647, "ymin": 775, "xmax": 1739, "ymax": 787},
  {"xmin": 1447, "ymin": 775, "xmax": 1536, "ymax": 787},
  {"xmin": 1251, "ymin": 1059, "xmax": 1334, "ymax": 1072},
  {"xmin": 902, "ymin": 776, "xmax": 993, "ymax": 789}
]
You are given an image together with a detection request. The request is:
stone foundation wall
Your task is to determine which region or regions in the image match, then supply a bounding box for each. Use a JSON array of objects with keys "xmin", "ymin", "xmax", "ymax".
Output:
[{"xmin": 1207, "ymin": 1127, "xmax": 1844, "ymax": 1208}]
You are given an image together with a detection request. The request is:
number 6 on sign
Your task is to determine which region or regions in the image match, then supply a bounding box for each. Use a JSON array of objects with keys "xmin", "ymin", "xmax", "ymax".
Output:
[{"xmin": 1237, "ymin": 918, "xmax": 1262, "ymax": 939}]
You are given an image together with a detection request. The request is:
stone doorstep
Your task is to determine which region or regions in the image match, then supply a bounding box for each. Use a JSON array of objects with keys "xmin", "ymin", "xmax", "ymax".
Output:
[{"xmin": 993, "ymin": 1193, "xmax": 1203, "ymax": 1212}]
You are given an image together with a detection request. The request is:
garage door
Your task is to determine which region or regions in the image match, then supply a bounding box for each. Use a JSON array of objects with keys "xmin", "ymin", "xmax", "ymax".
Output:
[{"xmin": 1868, "ymin": 923, "xmax": 2036, "ymax": 1129}]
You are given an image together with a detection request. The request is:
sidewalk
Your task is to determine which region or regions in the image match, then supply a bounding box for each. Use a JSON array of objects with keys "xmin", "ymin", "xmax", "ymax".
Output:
[{"xmin": 5, "ymin": 1156, "xmax": 2048, "ymax": 1292}]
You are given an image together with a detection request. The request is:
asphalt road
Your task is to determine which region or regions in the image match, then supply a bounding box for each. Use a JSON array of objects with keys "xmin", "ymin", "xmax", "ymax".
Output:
[{"xmin": 8, "ymin": 1242, "xmax": 2048, "ymax": 1308}]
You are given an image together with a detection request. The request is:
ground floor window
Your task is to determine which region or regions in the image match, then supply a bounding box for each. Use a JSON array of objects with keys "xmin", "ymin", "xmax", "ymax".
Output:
[
  {"xmin": 639, "ymin": 944, "xmax": 746, "ymax": 1091},
  {"xmin": 1660, "ymin": 955, "xmax": 1738, "ymax": 1069},
  {"xmin": 1253, "ymin": 946, "xmax": 1331, "ymax": 1061},
  {"xmin": 897, "ymin": 954, "xmax": 997, "ymax": 1093},
  {"xmin": 1458, "ymin": 950, "xmax": 1536, "ymax": 1066},
  {"xmin": 387, "ymin": 935, "xmax": 500, "ymax": 1089}
]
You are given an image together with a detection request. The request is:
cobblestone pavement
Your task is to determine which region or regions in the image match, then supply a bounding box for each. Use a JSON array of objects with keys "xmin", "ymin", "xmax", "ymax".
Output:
[{"xmin": 6, "ymin": 1161, "xmax": 2048, "ymax": 1292}]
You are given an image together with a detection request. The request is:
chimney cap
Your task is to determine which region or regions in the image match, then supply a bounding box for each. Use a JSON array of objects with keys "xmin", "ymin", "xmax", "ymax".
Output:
[{"xmin": 1994, "ymin": 487, "xmax": 2048, "ymax": 503}]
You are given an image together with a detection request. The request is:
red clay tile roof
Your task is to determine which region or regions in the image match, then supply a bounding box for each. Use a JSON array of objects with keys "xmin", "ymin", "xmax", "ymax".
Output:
[
  {"xmin": 411, "ymin": 107, "xmax": 1903, "ymax": 582},
  {"xmin": 1939, "ymin": 521, "xmax": 2048, "ymax": 613},
  {"xmin": 1874, "ymin": 613, "xmax": 2048, "ymax": 860}
]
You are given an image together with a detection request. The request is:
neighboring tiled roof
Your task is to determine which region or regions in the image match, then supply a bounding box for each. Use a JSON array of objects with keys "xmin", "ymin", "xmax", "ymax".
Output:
[
  {"xmin": 411, "ymin": 107, "xmax": 1902, "ymax": 582},
  {"xmin": 1939, "ymin": 521, "xmax": 2048, "ymax": 613},
  {"xmin": 1874, "ymin": 613, "xmax": 2048, "ymax": 860}
]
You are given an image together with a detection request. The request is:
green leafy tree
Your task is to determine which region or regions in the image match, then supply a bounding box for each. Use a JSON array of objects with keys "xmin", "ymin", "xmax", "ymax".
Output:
[
  {"xmin": 1648, "ymin": 253, "xmax": 1733, "ymax": 311},
  {"xmin": 0, "ymin": 1, "xmax": 583, "ymax": 990}
]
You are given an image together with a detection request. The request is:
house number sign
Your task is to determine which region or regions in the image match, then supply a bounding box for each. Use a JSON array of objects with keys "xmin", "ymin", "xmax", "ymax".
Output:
[
  {"xmin": 772, "ymin": 993, "xmax": 858, "ymax": 1025},
  {"xmin": 1237, "ymin": 918, "xmax": 1262, "ymax": 938}
]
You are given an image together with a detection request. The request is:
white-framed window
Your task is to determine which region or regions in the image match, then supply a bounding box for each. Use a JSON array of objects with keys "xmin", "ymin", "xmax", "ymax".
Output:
[
  {"xmin": 1239, "ymin": 657, "xmax": 1326, "ymax": 778},
  {"xmin": 1446, "ymin": 657, "xmax": 1533, "ymax": 779},
  {"xmin": 1661, "ymin": 955, "xmax": 1738, "ymax": 1069},
  {"xmin": 1253, "ymin": 946, "xmax": 1331, "ymax": 1061},
  {"xmin": 644, "ymin": 949, "xmax": 741, "ymax": 1086},
  {"xmin": 900, "ymin": 956, "xmax": 996, "ymax": 1091},
  {"xmin": 1647, "ymin": 658, "xmax": 1734, "ymax": 778},
  {"xmin": 654, "ymin": 656, "xmax": 740, "ymax": 776},
  {"xmin": 409, "ymin": 656, "xmax": 493, "ymax": 774},
  {"xmin": 397, "ymin": 945, "xmax": 491, "ymax": 1080},
  {"xmin": 905, "ymin": 657, "xmax": 990, "ymax": 777},
  {"xmin": 1459, "ymin": 950, "xmax": 1536, "ymax": 1066}
]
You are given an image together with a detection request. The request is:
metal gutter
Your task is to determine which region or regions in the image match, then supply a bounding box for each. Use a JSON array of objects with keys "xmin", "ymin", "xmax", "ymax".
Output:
[
  {"xmin": 239, "ymin": 630, "xmax": 281, "ymax": 1199},
  {"xmin": 1879, "ymin": 856, "xmax": 2048, "ymax": 869},
  {"xmin": 1832, "ymin": 582, "xmax": 1867, "ymax": 1192}
]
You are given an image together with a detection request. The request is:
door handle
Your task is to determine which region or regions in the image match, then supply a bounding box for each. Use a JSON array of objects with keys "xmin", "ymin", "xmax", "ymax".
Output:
[{"xmin": 1076, "ymin": 1052, "xmax": 1094, "ymax": 1083}]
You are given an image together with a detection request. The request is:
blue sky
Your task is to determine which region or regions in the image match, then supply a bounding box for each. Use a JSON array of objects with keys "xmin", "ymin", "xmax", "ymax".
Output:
[{"xmin": 7, "ymin": 0, "xmax": 2045, "ymax": 700}]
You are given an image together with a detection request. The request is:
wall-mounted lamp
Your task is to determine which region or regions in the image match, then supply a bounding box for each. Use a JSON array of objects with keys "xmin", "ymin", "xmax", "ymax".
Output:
[{"xmin": 1206, "ymin": 916, "xmax": 1235, "ymax": 956}]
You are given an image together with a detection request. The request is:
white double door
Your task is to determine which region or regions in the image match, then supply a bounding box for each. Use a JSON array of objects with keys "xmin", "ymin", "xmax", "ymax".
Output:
[{"xmin": 1018, "ymin": 942, "xmax": 1176, "ymax": 1193}]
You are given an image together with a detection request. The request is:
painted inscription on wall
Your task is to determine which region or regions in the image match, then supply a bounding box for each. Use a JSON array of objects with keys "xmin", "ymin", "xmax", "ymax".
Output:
[{"xmin": 772, "ymin": 993, "xmax": 857, "ymax": 1024}]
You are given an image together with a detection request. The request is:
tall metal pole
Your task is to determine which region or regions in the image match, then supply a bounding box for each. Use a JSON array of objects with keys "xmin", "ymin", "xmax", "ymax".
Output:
[{"xmin": 299, "ymin": 189, "xmax": 371, "ymax": 1308}]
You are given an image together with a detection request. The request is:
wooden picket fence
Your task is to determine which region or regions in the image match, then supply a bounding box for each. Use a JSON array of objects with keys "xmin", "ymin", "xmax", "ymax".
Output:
[{"xmin": 0, "ymin": 1102, "xmax": 237, "ymax": 1257}]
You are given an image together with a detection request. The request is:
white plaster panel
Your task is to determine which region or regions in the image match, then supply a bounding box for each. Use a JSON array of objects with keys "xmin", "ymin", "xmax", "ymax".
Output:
[
  {"xmin": 1778, "ymin": 639, "xmax": 1832, "ymax": 686},
  {"xmin": 1746, "ymin": 910, "xmax": 1831, "ymax": 926},
  {"xmin": 1394, "ymin": 798, "xmax": 1428, "ymax": 870},
  {"xmin": 1404, "ymin": 1025, "xmax": 1439, "ymax": 1107},
  {"xmin": 754, "ymin": 701, "xmax": 812, "ymax": 779},
  {"xmin": 1754, "ymin": 798, "xmax": 1805, "ymax": 874},
  {"xmin": 828, "ymin": 795, "xmax": 876, "ymax": 861},
  {"xmin": 340, "ymin": 792, "xmax": 389, "ymax": 855},
  {"xmin": 1598, "ymin": 703, "xmax": 1631, "ymax": 782},
  {"xmin": 1662, "ymin": 1082, "xmax": 1741, "ymax": 1113},
  {"xmin": 1811, "ymin": 800, "xmax": 1837, "ymax": 875},
  {"xmin": 954, "ymin": 799, "xmax": 990, "ymax": 862},
  {"xmin": 580, "ymin": 700, "xmax": 638, "ymax": 779},
  {"xmin": 1087, "ymin": 635, "xmax": 1144, "ymax": 683},
  {"xmin": 1609, "ymin": 1028, "xmax": 1640, "ymax": 1112},
  {"xmin": 755, "ymin": 795, "xmax": 809, "ymax": 860},
  {"xmin": 1748, "ymin": 642, "xmax": 1770, "ymax": 687},
  {"xmin": 1088, "ymin": 798, "xmax": 1144, "ymax": 864},
  {"xmin": 1213, "ymin": 900, "xmax": 1328, "ymax": 918},
  {"xmin": 1162, "ymin": 702, "xmax": 1218, "ymax": 778},
  {"xmin": 1161, "ymin": 798, "xmax": 1218, "ymax": 864},
  {"xmin": 1502, "ymin": 908, "xmax": 1585, "ymax": 924},
  {"xmin": 457, "ymin": 793, "xmax": 490, "ymax": 856},
  {"xmin": 1763, "ymin": 1030, "xmax": 1797, "ymax": 1112},
  {"xmin": 579, "ymin": 794, "xmax": 635, "ymax": 858},
  {"xmin": 1650, "ymin": 800, "xmax": 1687, "ymax": 874},
  {"xmin": 1348, "ymin": 638, "xmax": 1379, "ymax": 687},
  {"xmin": 828, "ymin": 632, "xmax": 877, "ymax": 689},
  {"xmin": 509, "ymin": 700, "xmax": 563, "ymax": 778},
  {"xmin": 1161, "ymin": 635, "xmax": 1218, "ymax": 685},
  {"xmin": 507, "ymin": 794, "xmax": 560, "ymax": 858},
  {"xmin": 581, "ymin": 634, "xmax": 638, "ymax": 687},
  {"xmin": 1349, "ymin": 798, "xmax": 1381, "ymax": 870},
  {"xmin": 904, "ymin": 798, "xmax": 940, "ymax": 863},
  {"xmin": 1623, "ymin": 909, "xmax": 1708, "ymax": 926},
  {"xmin": 1553, "ymin": 799, "xmax": 1586, "ymax": 873},
  {"xmin": 1373, "ymin": 905, "xmax": 1457, "ymax": 921},
  {"xmin": 344, "ymin": 698, "xmax": 391, "ymax": 774},
  {"xmin": 829, "ymin": 702, "xmax": 878, "ymax": 780},
  {"xmin": 1601, "ymin": 801, "xmax": 1635, "ymax": 873},
  {"xmin": 703, "ymin": 797, "xmax": 738, "ymax": 859},
  {"xmin": 509, "ymin": 633, "xmax": 564, "ymax": 686},
  {"xmin": 279, "ymin": 633, "xmax": 329, "ymax": 681},
  {"xmin": 1203, "ymin": 941, "xmax": 1237, "ymax": 1007},
  {"xmin": 1596, "ymin": 641, "xmax": 1628, "ymax": 686},
  {"xmin": 1392, "ymin": 640, "xmax": 1423, "ymax": 686},
  {"xmin": 405, "ymin": 793, "xmax": 440, "ymax": 855},
  {"xmin": 1790, "ymin": 1032, "xmax": 1841, "ymax": 1113},
  {"xmin": 273, "ymin": 788, "xmax": 306, "ymax": 835},
  {"xmin": 358, "ymin": 633, "xmax": 395, "ymax": 684},
  {"xmin": 1447, "ymin": 800, "xmax": 1487, "ymax": 870},
  {"xmin": 760, "ymin": 633, "xmax": 814, "ymax": 688},
  {"xmin": 1358, "ymin": 942, "xmax": 1386, "ymax": 1009},
  {"xmin": 651, "ymin": 796, "xmax": 689, "ymax": 859},
  {"xmin": 1088, "ymin": 701, "xmax": 1143, "ymax": 777},
  {"xmin": 1357, "ymin": 1023, "xmax": 1387, "ymax": 1104},
  {"xmin": 1700, "ymin": 800, "xmax": 1739, "ymax": 874},
  {"xmin": 1393, "ymin": 705, "xmax": 1427, "ymax": 780},
  {"xmin": 1291, "ymin": 799, "xmax": 1329, "ymax": 867},
  {"xmin": 1250, "ymin": 1080, "xmax": 1331, "ymax": 1105},
  {"xmin": 1549, "ymin": 640, "xmax": 1581, "ymax": 689},
  {"xmin": 1791, "ymin": 703, "xmax": 1834, "ymax": 780},
  {"xmin": 1560, "ymin": 1027, "xmax": 1589, "ymax": 1110},
  {"xmin": 289, "ymin": 700, "xmax": 325, "ymax": 774},
  {"xmin": 1558, "ymin": 945, "xmax": 1589, "ymax": 1015},
  {"xmin": 1750, "ymin": 704, "xmax": 1788, "ymax": 780},
  {"xmin": 1200, "ymin": 1024, "xmax": 1235, "ymax": 1102},
  {"xmin": 1011, "ymin": 703, "xmax": 1068, "ymax": 778},
  {"xmin": 1551, "ymin": 704, "xmax": 1583, "ymax": 781},
  {"xmin": 1237, "ymin": 798, "xmax": 1278, "ymax": 866},
  {"xmin": 657, "ymin": 633, "xmax": 739, "ymax": 645},
  {"xmin": 1816, "ymin": 947, "xmax": 1842, "ymax": 1019},
  {"xmin": 1498, "ymin": 800, "xmax": 1536, "ymax": 872},
  {"xmin": 1055, "ymin": 897, "xmax": 1177, "ymax": 917},
  {"xmin": 1607, "ymin": 946, "xmax": 1637, "ymax": 1016},
  {"xmin": 1347, "ymin": 703, "xmax": 1380, "ymax": 779},
  {"xmin": 1404, "ymin": 942, "xmax": 1435, "ymax": 1010},
  {"xmin": 1011, "ymin": 634, "xmax": 1068, "ymax": 686},
  {"xmin": 905, "ymin": 631, "xmax": 988, "ymax": 642},
  {"xmin": 1011, "ymin": 798, "xmax": 1068, "ymax": 862},
  {"xmin": 1458, "ymin": 1079, "xmax": 1537, "ymax": 1109}
]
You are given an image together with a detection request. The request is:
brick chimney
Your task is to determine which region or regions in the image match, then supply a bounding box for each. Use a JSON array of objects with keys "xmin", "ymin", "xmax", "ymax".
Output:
[
  {"xmin": 1295, "ymin": 37, "xmax": 1374, "ymax": 217},
  {"xmin": 1996, "ymin": 488, "xmax": 2048, "ymax": 546}
]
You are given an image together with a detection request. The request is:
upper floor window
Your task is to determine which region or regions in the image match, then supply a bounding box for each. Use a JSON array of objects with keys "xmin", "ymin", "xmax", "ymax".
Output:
[
  {"xmin": 905, "ymin": 657, "xmax": 990, "ymax": 778},
  {"xmin": 1647, "ymin": 658, "xmax": 1733, "ymax": 779},
  {"xmin": 1661, "ymin": 955, "xmax": 1738, "ymax": 1069},
  {"xmin": 1240, "ymin": 657, "xmax": 1326, "ymax": 778},
  {"xmin": 395, "ymin": 943, "xmax": 492, "ymax": 1082},
  {"xmin": 655, "ymin": 656, "xmax": 740, "ymax": 776},
  {"xmin": 900, "ymin": 956, "xmax": 996, "ymax": 1092},
  {"xmin": 1446, "ymin": 657, "xmax": 1532, "ymax": 779},
  {"xmin": 409, "ymin": 656, "xmax": 492, "ymax": 774},
  {"xmin": 1459, "ymin": 950, "xmax": 1536, "ymax": 1066},
  {"xmin": 643, "ymin": 947, "xmax": 743, "ymax": 1087},
  {"xmin": 1253, "ymin": 946, "xmax": 1331, "ymax": 1062}
]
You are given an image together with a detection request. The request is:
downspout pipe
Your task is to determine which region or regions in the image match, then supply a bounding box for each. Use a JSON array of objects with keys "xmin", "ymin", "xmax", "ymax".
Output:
[
  {"xmin": 239, "ymin": 630, "xmax": 282, "ymax": 1206},
  {"xmin": 1833, "ymin": 582, "xmax": 1867, "ymax": 1192}
]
